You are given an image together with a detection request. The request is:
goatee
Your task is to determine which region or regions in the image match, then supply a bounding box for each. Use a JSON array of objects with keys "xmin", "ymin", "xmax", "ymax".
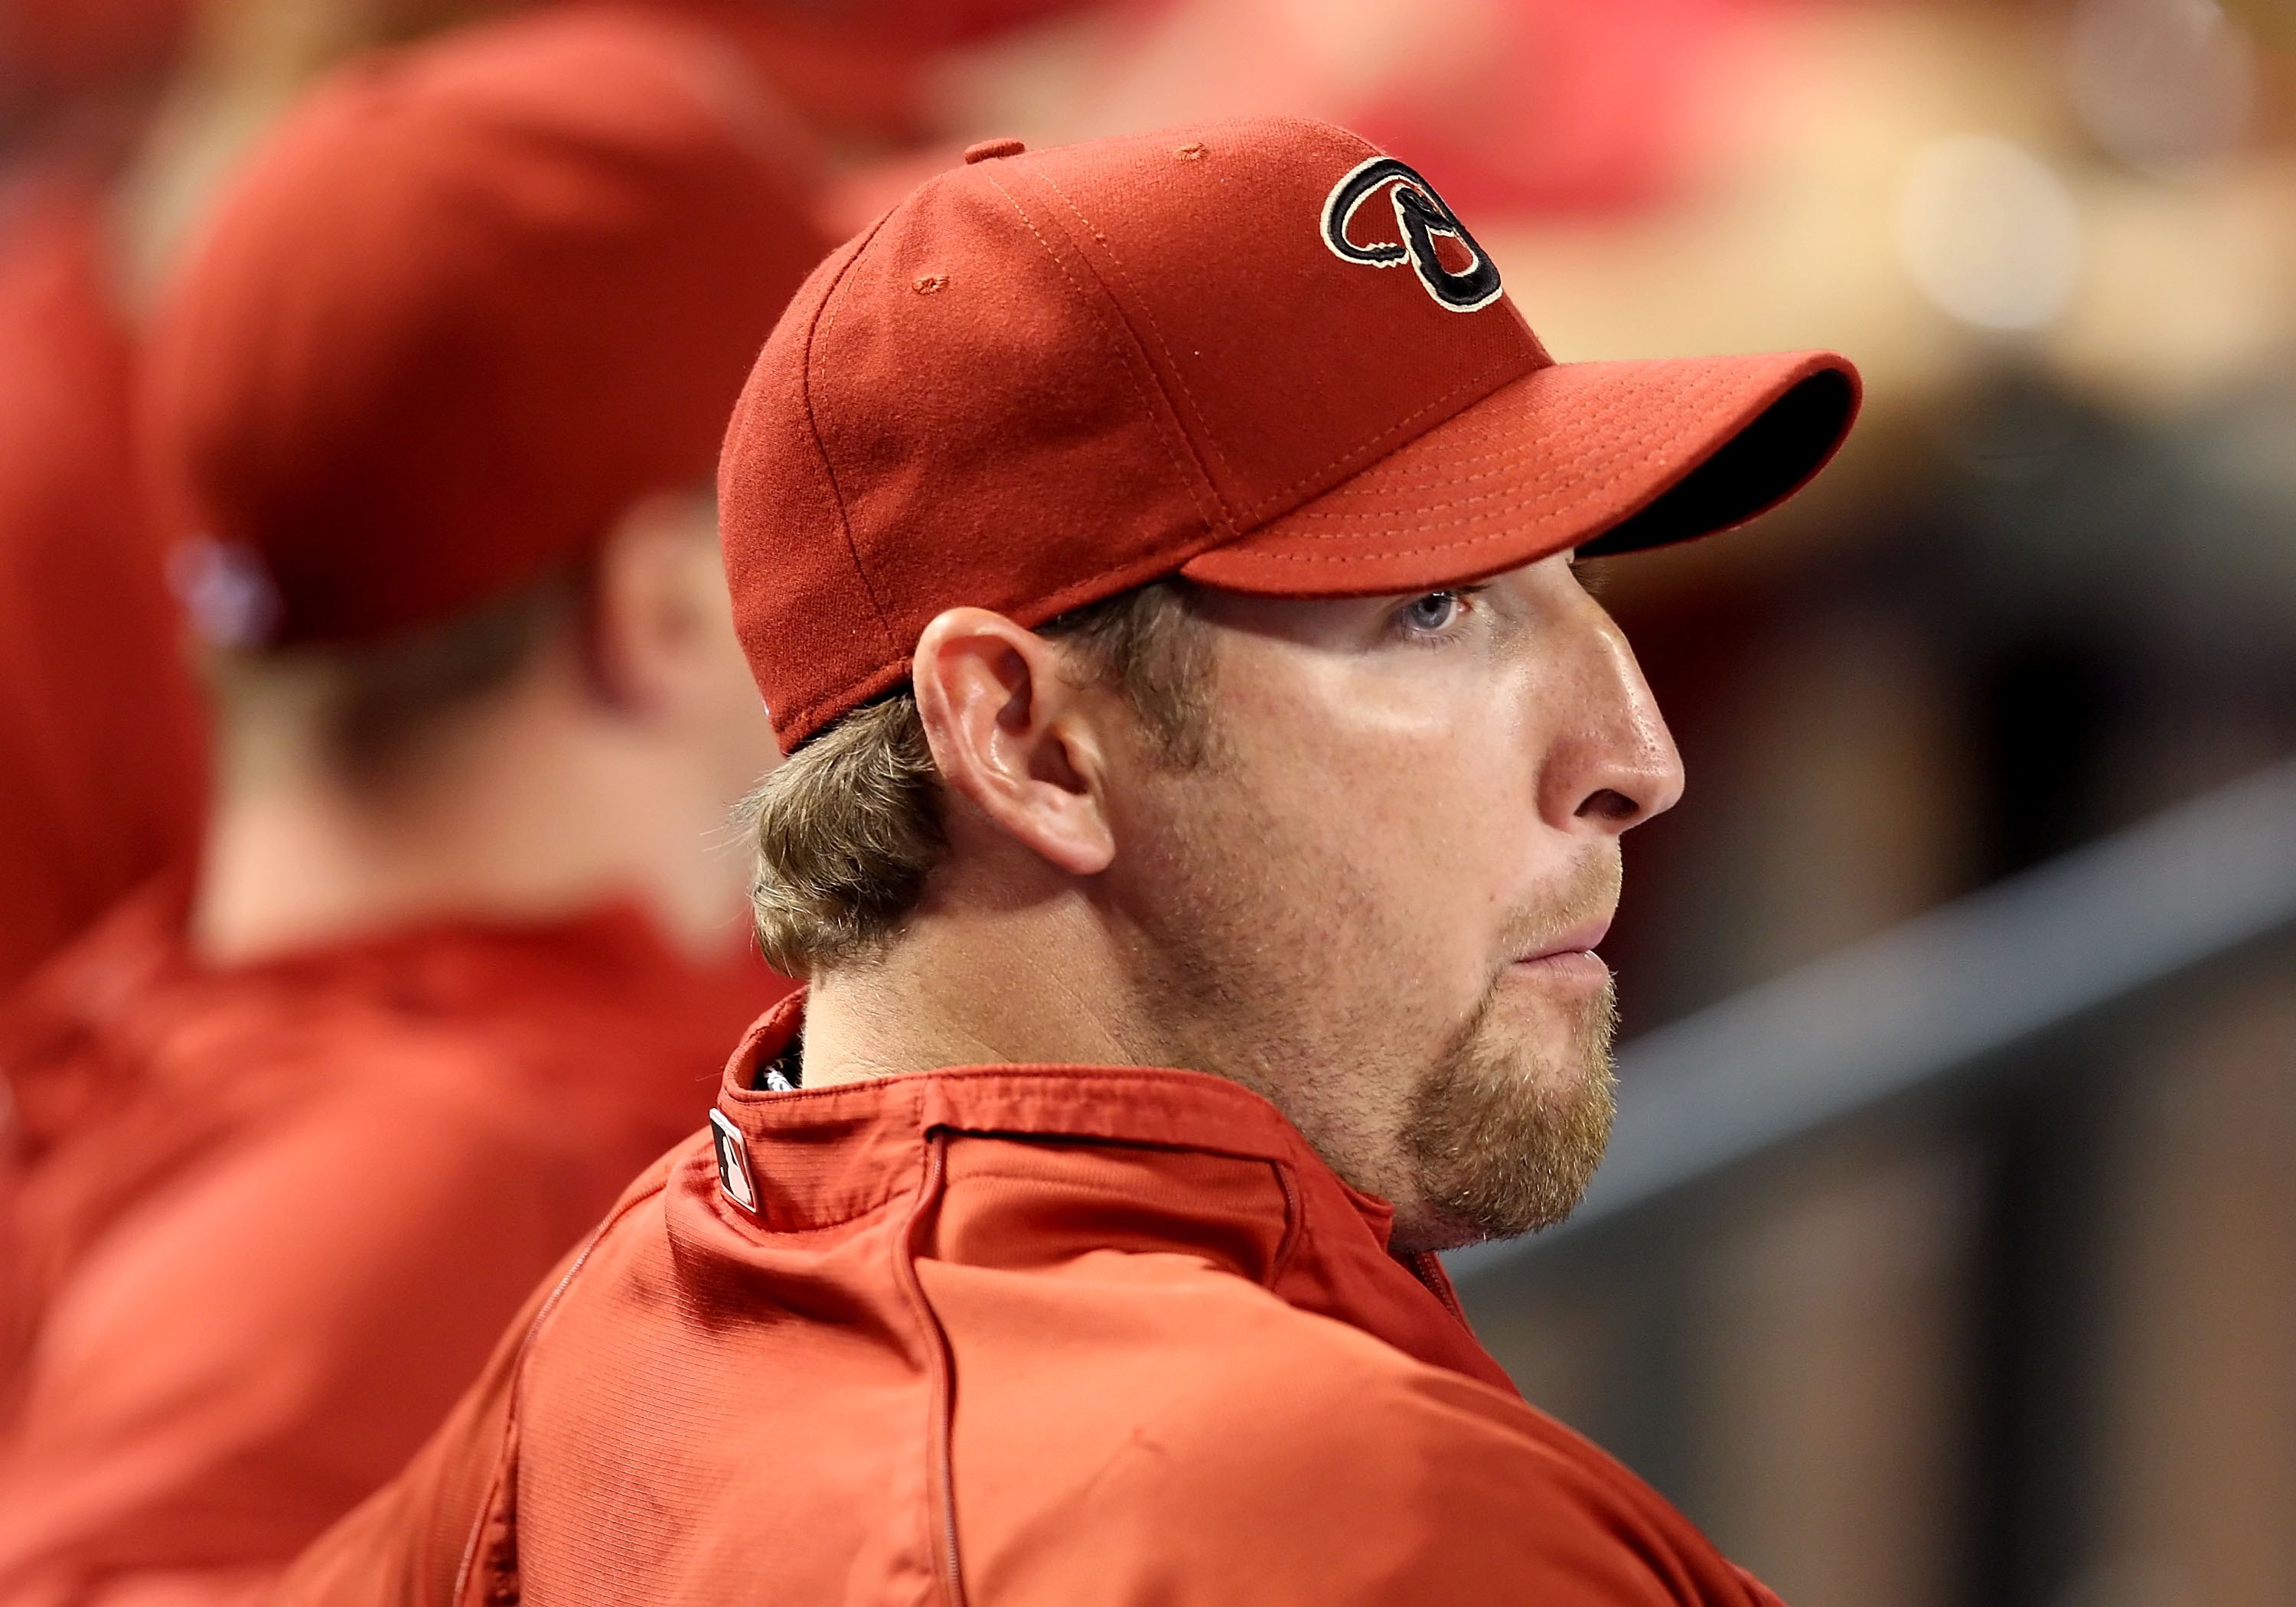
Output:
[{"xmin": 1401, "ymin": 975, "xmax": 1619, "ymax": 1245}]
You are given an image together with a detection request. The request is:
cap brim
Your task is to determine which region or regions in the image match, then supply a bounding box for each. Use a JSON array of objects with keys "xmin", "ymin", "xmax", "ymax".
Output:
[{"xmin": 1179, "ymin": 350, "xmax": 1860, "ymax": 598}]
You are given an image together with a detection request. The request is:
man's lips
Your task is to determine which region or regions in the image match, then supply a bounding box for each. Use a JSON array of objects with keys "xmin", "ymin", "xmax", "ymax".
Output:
[{"xmin": 1515, "ymin": 914, "xmax": 1614, "ymax": 965}]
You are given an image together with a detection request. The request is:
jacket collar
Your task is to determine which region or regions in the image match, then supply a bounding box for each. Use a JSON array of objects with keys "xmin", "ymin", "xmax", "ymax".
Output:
[{"xmin": 707, "ymin": 991, "xmax": 1519, "ymax": 1396}]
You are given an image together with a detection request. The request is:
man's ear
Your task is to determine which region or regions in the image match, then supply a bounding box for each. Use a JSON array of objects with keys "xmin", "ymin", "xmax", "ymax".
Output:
[
  {"xmin": 912, "ymin": 608, "xmax": 1117, "ymax": 877},
  {"xmin": 585, "ymin": 488, "xmax": 722, "ymax": 715}
]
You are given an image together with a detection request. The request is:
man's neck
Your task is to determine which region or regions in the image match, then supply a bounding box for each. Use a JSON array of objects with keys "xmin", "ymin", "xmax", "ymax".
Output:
[
  {"xmin": 192, "ymin": 687, "xmax": 748, "ymax": 968},
  {"xmin": 798, "ymin": 892, "xmax": 1163, "ymax": 1087}
]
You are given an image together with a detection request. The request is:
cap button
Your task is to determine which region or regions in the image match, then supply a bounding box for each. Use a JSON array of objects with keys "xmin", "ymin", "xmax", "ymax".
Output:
[{"xmin": 963, "ymin": 137, "xmax": 1027, "ymax": 164}]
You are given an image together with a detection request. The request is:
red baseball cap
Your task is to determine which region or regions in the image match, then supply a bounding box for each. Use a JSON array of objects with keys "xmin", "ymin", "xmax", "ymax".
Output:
[
  {"xmin": 0, "ymin": 0, "xmax": 191, "ymax": 110},
  {"xmin": 719, "ymin": 118, "xmax": 1861, "ymax": 750},
  {"xmin": 145, "ymin": 8, "xmax": 832, "ymax": 648}
]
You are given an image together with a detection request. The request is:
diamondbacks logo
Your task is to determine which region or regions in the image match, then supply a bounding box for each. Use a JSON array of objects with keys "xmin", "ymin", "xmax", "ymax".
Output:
[{"xmin": 1320, "ymin": 156, "xmax": 1502, "ymax": 314}]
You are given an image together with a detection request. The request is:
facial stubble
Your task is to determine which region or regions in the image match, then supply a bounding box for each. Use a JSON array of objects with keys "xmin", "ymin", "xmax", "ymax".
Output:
[
  {"xmin": 1123, "ymin": 724, "xmax": 1623, "ymax": 1249},
  {"xmin": 1401, "ymin": 970, "xmax": 1619, "ymax": 1245}
]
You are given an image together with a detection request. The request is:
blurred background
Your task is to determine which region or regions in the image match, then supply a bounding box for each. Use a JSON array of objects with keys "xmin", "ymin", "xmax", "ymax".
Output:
[{"xmin": 5, "ymin": 0, "xmax": 2293, "ymax": 1602}]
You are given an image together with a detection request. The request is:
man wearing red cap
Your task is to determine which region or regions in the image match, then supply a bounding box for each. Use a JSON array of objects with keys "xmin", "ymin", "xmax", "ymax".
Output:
[
  {"xmin": 0, "ymin": 11, "xmax": 829, "ymax": 1601},
  {"xmin": 280, "ymin": 122, "xmax": 1858, "ymax": 1602},
  {"xmin": 0, "ymin": 0, "xmax": 209, "ymax": 999},
  {"xmin": 0, "ymin": 170, "xmax": 208, "ymax": 999}
]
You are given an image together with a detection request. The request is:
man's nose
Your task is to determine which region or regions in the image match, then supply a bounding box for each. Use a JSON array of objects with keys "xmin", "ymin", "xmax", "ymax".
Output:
[{"xmin": 1541, "ymin": 606, "xmax": 1685, "ymax": 833}]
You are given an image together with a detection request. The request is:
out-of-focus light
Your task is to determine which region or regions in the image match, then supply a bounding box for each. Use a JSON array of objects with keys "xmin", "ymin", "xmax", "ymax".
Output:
[
  {"xmin": 2067, "ymin": 0, "xmax": 2257, "ymax": 174},
  {"xmin": 1896, "ymin": 135, "xmax": 2081, "ymax": 332},
  {"xmin": 2218, "ymin": 0, "xmax": 2296, "ymax": 50}
]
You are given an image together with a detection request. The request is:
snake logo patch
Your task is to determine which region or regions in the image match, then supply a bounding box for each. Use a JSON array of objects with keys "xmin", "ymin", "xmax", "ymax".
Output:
[{"xmin": 1320, "ymin": 156, "xmax": 1503, "ymax": 314}]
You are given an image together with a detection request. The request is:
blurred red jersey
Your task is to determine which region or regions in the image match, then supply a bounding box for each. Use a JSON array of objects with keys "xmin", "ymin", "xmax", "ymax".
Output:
[
  {"xmin": 0, "ymin": 173, "xmax": 207, "ymax": 995},
  {"xmin": 0, "ymin": 885, "xmax": 791, "ymax": 1605},
  {"xmin": 276, "ymin": 994, "xmax": 1783, "ymax": 1606}
]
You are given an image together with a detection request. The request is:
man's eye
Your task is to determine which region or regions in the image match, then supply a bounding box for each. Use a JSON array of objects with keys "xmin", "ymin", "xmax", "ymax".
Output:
[{"xmin": 1401, "ymin": 591, "xmax": 1466, "ymax": 634}]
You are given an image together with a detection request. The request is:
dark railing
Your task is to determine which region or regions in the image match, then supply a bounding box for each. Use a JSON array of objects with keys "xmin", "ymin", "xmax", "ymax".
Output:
[
  {"xmin": 1444, "ymin": 756, "xmax": 2296, "ymax": 1605},
  {"xmin": 1447, "ymin": 755, "xmax": 2296, "ymax": 1279}
]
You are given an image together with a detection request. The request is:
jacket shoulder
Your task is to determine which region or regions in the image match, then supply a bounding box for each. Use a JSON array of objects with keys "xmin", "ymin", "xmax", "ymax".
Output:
[
  {"xmin": 931, "ymin": 1257, "xmax": 1756, "ymax": 1606},
  {"xmin": 269, "ymin": 1155, "xmax": 687, "ymax": 1607}
]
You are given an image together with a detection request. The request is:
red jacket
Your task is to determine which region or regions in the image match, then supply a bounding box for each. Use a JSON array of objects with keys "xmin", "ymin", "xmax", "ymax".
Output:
[
  {"xmin": 0, "ymin": 171, "xmax": 207, "ymax": 994},
  {"xmin": 0, "ymin": 885, "xmax": 789, "ymax": 1604},
  {"xmin": 277, "ymin": 994, "xmax": 1782, "ymax": 1605}
]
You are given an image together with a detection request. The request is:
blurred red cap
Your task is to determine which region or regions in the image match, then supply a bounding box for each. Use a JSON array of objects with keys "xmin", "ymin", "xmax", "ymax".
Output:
[
  {"xmin": 0, "ymin": 0, "xmax": 193, "ymax": 109},
  {"xmin": 0, "ymin": 174, "xmax": 205, "ymax": 991},
  {"xmin": 145, "ymin": 7, "xmax": 833, "ymax": 648},
  {"xmin": 719, "ymin": 119, "xmax": 1860, "ymax": 751},
  {"xmin": 593, "ymin": 0, "xmax": 1095, "ymax": 54}
]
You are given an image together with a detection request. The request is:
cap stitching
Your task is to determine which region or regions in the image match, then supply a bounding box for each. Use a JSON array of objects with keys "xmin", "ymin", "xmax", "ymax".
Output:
[
  {"xmin": 1288, "ymin": 432, "xmax": 1671, "ymax": 510},
  {"xmin": 1238, "ymin": 435, "xmax": 1832, "ymax": 554},
  {"xmin": 977, "ymin": 168, "xmax": 1226, "ymax": 536},
  {"xmin": 1223, "ymin": 448, "xmax": 1727, "ymax": 556},
  {"xmin": 1265, "ymin": 359, "xmax": 1792, "ymax": 517},
  {"xmin": 1237, "ymin": 347, "xmax": 1526, "ymax": 525},
  {"xmin": 1254, "ymin": 507, "xmax": 1627, "ymax": 547},
  {"xmin": 781, "ymin": 180, "xmax": 1225, "ymax": 746},
  {"xmin": 1279, "ymin": 410, "xmax": 1731, "ymax": 518},
  {"xmin": 1215, "ymin": 513, "xmax": 1607, "ymax": 562},
  {"xmin": 1032, "ymin": 168, "xmax": 1243, "ymax": 499},
  {"xmin": 1251, "ymin": 455, "xmax": 1694, "ymax": 544},
  {"xmin": 801, "ymin": 220, "xmax": 903, "ymax": 665}
]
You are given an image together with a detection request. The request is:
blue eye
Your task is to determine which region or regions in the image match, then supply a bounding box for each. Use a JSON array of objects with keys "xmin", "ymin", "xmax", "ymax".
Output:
[{"xmin": 1401, "ymin": 590, "xmax": 1466, "ymax": 634}]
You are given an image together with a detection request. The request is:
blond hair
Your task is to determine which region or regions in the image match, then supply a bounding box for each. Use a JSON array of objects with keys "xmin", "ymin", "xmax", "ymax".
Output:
[{"xmin": 743, "ymin": 582, "xmax": 1212, "ymax": 976}]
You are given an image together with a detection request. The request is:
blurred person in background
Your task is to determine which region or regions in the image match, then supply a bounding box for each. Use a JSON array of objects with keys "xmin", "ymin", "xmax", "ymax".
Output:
[
  {"xmin": 0, "ymin": 0, "xmax": 208, "ymax": 997},
  {"xmin": 0, "ymin": 165, "xmax": 208, "ymax": 996},
  {"xmin": 603, "ymin": 0, "xmax": 1104, "ymax": 148},
  {"xmin": 277, "ymin": 119, "xmax": 1857, "ymax": 1602},
  {"xmin": 0, "ymin": 0, "xmax": 192, "ymax": 145},
  {"xmin": 0, "ymin": 10, "xmax": 830, "ymax": 1600},
  {"xmin": 0, "ymin": 0, "xmax": 507, "ymax": 1004},
  {"xmin": 0, "ymin": 0, "xmax": 1105, "ymax": 1005}
]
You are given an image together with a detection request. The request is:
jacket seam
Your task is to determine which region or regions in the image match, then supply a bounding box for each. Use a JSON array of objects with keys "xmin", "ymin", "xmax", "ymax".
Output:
[
  {"xmin": 1267, "ymin": 1158, "xmax": 1306, "ymax": 1287},
  {"xmin": 892, "ymin": 1119, "xmax": 969, "ymax": 1607},
  {"xmin": 448, "ymin": 1175, "xmax": 673, "ymax": 1604}
]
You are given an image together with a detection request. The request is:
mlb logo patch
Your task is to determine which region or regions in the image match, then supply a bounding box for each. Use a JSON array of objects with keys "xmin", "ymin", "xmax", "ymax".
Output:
[{"xmin": 708, "ymin": 1109, "xmax": 760, "ymax": 1215}]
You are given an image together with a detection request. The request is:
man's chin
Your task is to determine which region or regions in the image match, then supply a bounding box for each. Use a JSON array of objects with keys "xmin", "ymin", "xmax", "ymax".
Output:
[
  {"xmin": 1391, "ymin": 1201, "xmax": 1538, "ymax": 1258},
  {"xmin": 1479, "ymin": 1018, "xmax": 1616, "ymax": 1106},
  {"xmin": 1399, "ymin": 988, "xmax": 1619, "ymax": 1244}
]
